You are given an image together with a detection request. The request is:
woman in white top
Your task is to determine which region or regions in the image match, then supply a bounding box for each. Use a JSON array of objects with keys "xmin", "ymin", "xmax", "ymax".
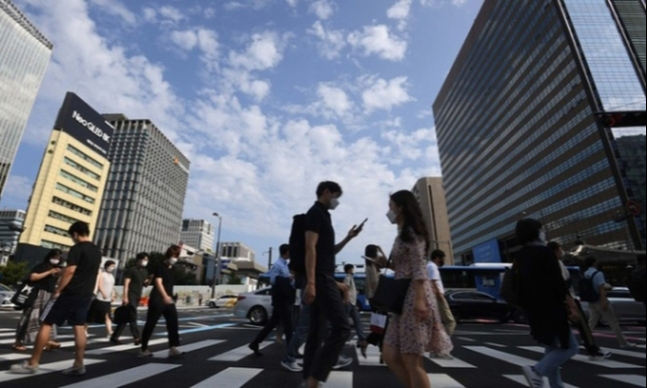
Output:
[{"xmin": 90, "ymin": 260, "xmax": 116, "ymax": 336}]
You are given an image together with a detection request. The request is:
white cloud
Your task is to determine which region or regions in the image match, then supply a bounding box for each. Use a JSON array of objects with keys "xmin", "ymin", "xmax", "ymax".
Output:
[
  {"xmin": 387, "ymin": 0, "xmax": 412, "ymax": 19},
  {"xmin": 170, "ymin": 30, "xmax": 198, "ymax": 50},
  {"xmin": 317, "ymin": 83, "xmax": 351, "ymax": 117},
  {"xmin": 159, "ymin": 6, "xmax": 186, "ymax": 23},
  {"xmin": 170, "ymin": 28, "xmax": 220, "ymax": 70},
  {"xmin": 229, "ymin": 32, "xmax": 284, "ymax": 71},
  {"xmin": 0, "ymin": 175, "xmax": 32, "ymax": 209},
  {"xmin": 347, "ymin": 25, "xmax": 407, "ymax": 61},
  {"xmin": 90, "ymin": 0, "xmax": 135, "ymax": 25},
  {"xmin": 420, "ymin": 0, "xmax": 467, "ymax": 7},
  {"xmin": 309, "ymin": 0, "xmax": 334, "ymax": 20},
  {"xmin": 307, "ymin": 21, "xmax": 346, "ymax": 60},
  {"xmin": 361, "ymin": 76, "xmax": 413, "ymax": 112},
  {"xmin": 286, "ymin": 0, "xmax": 299, "ymax": 7},
  {"xmin": 142, "ymin": 7, "xmax": 156, "ymax": 22}
]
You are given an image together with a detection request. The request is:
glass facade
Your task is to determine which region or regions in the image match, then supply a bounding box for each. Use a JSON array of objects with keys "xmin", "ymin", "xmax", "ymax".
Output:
[
  {"xmin": 432, "ymin": 0, "xmax": 641, "ymax": 262},
  {"xmin": 0, "ymin": 0, "xmax": 52, "ymax": 197}
]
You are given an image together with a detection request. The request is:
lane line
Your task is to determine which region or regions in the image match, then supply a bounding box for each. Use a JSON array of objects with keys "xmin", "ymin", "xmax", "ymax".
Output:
[
  {"xmin": 191, "ymin": 367, "xmax": 262, "ymax": 388},
  {"xmin": 209, "ymin": 342, "xmax": 272, "ymax": 362},
  {"xmin": 60, "ymin": 363, "xmax": 180, "ymax": 388},
  {"xmin": 152, "ymin": 339, "xmax": 223, "ymax": 358}
]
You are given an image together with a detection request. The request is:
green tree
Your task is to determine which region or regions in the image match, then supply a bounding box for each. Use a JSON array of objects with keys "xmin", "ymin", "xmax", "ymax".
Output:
[
  {"xmin": 0, "ymin": 260, "xmax": 29, "ymax": 287},
  {"xmin": 227, "ymin": 273, "xmax": 242, "ymax": 285}
]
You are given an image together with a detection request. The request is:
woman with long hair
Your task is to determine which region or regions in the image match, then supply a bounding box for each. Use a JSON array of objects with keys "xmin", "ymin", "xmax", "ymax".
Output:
[
  {"xmin": 139, "ymin": 245, "xmax": 183, "ymax": 358},
  {"xmin": 12, "ymin": 249, "xmax": 63, "ymax": 351},
  {"xmin": 382, "ymin": 190, "xmax": 453, "ymax": 388}
]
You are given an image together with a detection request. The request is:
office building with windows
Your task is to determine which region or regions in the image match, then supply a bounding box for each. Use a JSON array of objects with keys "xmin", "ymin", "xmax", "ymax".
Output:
[
  {"xmin": 219, "ymin": 242, "xmax": 256, "ymax": 262},
  {"xmin": 432, "ymin": 0, "xmax": 646, "ymax": 263},
  {"xmin": 94, "ymin": 115, "xmax": 190, "ymax": 264},
  {"xmin": 411, "ymin": 177, "xmax": 455, "ymax": 264},
  {"xmin": 0, "ymin": 209, "xmax": 24, "ymax": 265},
  {"xmin": 20, "ymin": 93, "xmax": 112, "ymax": 250},
  {"xmin": 181, "ymin": 219, "xmax": 214, "ymax": 253},
  {"xmin": 614, "ymin": 134, "xmax": 646, "ymax": 246},
  {"xmin": 0, "ymin": 0, "xmax": 52, "ymax": 198}
]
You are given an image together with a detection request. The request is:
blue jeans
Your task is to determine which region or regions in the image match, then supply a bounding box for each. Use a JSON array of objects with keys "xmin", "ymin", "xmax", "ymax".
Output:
[
  {"xmin": 534, "ymin": 330, "xmax": 578, "ymax": 388},
  {"xmin": 346, "ymin": 303, "xmax": 365, "ymax": 341},
  {"xmin": 283, "ymin": 299, "xmax": 311, "ymax": 363}
]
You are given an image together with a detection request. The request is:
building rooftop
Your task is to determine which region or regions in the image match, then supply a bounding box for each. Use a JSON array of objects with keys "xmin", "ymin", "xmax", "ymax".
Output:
[{"xmin": 1, "ymin": 0, "xmax": 53, "ymax": 49}]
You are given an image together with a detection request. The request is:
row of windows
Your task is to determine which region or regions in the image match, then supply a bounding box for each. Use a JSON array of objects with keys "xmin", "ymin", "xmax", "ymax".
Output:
[
  {"xmin": 55, "ymin": 183, "xmax": 94, "ymax": 204},
  {"xmin": 41, "ymin": 239, "xmax": 70, "ymax": 250},
  {"xmin": 59, "ymin": 169, "xmax": 98, "ymax": 192},
  {"xmin": 67, "ymin": 144, "xmax": 103, "ymax": 169},
  {"xmin": 48, "ymin": 210, "xmax": 80, "ymax": 225},
  {"xmin": 52, "ymin": 196, "xmax": 92, "ymax": 216},
  {"xmin": 44, "ymin": 224, "xmax": 69, "ymax": 237},
  {"xmin": 63, "ymin": 157, "xmax": 100, "ymax": 181}
]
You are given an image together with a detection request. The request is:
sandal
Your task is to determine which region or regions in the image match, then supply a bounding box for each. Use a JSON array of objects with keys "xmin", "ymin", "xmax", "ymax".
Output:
[
  {"xmin": 46, "ymin": 341, "xmax": 61, "ymax": 349},
  {"xmin": 11, "ymin": 344, "xmax": 27, "ymax": 352}
]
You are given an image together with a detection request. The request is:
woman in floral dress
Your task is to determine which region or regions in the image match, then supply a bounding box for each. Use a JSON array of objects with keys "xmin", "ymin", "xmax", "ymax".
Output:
[{"xmin": 383, "ymin": 190, "xmax": 453, "ymax": 388}]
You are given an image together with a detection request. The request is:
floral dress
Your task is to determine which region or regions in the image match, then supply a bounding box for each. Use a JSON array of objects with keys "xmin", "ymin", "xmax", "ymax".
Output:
[{"xmin": 383, "ymin": 232, "xmax": 453, "ymax": 355}]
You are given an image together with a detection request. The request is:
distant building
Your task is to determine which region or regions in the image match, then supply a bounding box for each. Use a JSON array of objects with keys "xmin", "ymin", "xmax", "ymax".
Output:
[
  {"xmin": 94, "ymin": 114, "xmax": 190, "ymax": 265},
  {"xmin": 220, "ymin": 242, "xmax": 255, "ymax": 262},
  {"xmin": 0, "ymin": 209, "xmax": 24, "ymax": 266},
  {"xmin": 614, "ymin": 134, "xmax": 646, "ymax": 247},
  {"xmin": 181, "ymin": 219, "xmax": 214, "ymax": 253},
  {"xmin": 0, "ymin": 0, "xmax": 52, "ymax": 198},
  {"xmin": 19, "ymin": 93, "xmax": 112, "ymax": 250},
  {"xmin": 411, "ymin": 177, "xmax": 455, "ymax": 264}
]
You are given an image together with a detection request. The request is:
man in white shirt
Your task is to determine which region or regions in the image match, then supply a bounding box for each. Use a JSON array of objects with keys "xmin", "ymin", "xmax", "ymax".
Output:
[
  {"xmin": 427, "ymin": 250, "xmax": 445, "ymax": 295},
  {"xmin": 426, "ymin": 250, "xmax": 455, "ymax": 359}
]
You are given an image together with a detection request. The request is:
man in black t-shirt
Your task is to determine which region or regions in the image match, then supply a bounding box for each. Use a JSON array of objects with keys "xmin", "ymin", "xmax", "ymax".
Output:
[
  {"xmin": 111, "ymin": 252, "xmax": 151, "ymax": 344},
  {"xmin": 10, "ymin": 221, "xmax": 101, "ymax": 376},
  {"xmin": 302, "ymin": 181, "xmax": 363, "ymax": 387}
]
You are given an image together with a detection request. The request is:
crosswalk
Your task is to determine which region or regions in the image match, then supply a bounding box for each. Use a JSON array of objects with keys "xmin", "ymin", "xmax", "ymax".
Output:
[{"xmin": 0, "ymin": 333, "xmax": 644, "ymax": 387}]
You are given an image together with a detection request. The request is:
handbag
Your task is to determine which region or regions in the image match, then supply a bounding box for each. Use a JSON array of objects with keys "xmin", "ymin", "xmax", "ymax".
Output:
[
  {"xmin": 114, "ymin": 304, "xmax": 136, "ymax": 324},
  {"xmin": 370, "ymin": 260, "xmax": 411, "ymax": 314},
  {"xmin": 500, "ymin": 260, "xmax": 521, "ymax": 307},
  {"xmin": 10, "ymin": 278, "xmax": 37, "ymax": 311},
  {"xmin": 434, "ymin": 287, "xmax": 456, "ymax": 335}
]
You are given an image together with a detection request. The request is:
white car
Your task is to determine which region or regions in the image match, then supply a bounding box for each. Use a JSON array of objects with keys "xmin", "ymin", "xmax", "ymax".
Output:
[
  {"xmin": 0, "ymin": 283, "xmax": 14, "ymax": 308},
  {"xmin": 207, "ymin": 294, "xmax": 238, "ymax": 308},
  {"xmin": 233, "ymin": 287, "xmax": 273, "ymax": 325}
]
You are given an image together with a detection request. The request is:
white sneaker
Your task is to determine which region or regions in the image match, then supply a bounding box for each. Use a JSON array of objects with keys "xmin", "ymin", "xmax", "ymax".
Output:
[
  {"xmin": 332, "ymin": 355, "xmax": 353, "ymax": 370},
  {"xmin": 521, "ymin": 365, "xmax": 544, "ymax": 388},
  {"xmin": 138, "ymin": 349, "xmax": 153, "ymax": 357},
  {"xmin": 589, "ymin": 350, "xmax": 612, "ymax": 360},
  {"xmin": 281, "ymin": 360, "xmax": 303, "ymax": 372},
  {"xmin": 168, "ymin": 347, "xmax": 184, "ymax": 358},
  {"xmin": 9, "ymin": 361, "xmax": 38, "ymax": 374},
  {"xmin": 61, "ymin": 364, "xmax": 86, "ymax": 376}
]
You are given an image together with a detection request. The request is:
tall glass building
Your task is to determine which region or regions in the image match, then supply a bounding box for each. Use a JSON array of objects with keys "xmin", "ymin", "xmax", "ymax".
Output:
[
  {"xmin": 0, "ymin": 0, "xmax": 52, "ymax": 198},
  {"xmin": 94, "ymin": 115, "xmax": 190, "ymax": 266},
  {"xmin": 432, "ymin": 0, "xmax": 646, "ymax": 263}
]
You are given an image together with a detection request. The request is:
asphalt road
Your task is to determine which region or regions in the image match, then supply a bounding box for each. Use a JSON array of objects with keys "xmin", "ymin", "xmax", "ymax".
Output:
[{"xmin": 0, "ymin": 307, "xmax": 644, "ymax": 387}]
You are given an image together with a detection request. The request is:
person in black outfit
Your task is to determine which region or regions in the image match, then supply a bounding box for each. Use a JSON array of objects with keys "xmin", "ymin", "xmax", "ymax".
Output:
[
  {"xmin": 10, "ymin": 221, "xmax": 102, "ymax": 376},
  {"xmin": 111, "ymin": 252, "xmax": 151, "ymax": 345},
  {"xmin": 302, "ymin": 181, "xmax": 363, "ymax": 388},
  {"xmin": 249, "ymin": 244, "xmax": 295, "ymax": 356},
  {"xmin": 140, "ymin": 245, "xmax": 182, "ymax": 358}
]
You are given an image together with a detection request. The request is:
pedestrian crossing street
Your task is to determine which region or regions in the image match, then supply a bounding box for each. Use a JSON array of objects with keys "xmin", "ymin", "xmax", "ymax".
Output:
[{"xmin": 0, "ymin": 327, "xmax": 644, "ymax": 387}]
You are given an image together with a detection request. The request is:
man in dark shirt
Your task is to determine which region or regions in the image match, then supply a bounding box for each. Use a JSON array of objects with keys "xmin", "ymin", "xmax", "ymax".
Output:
[
  {"xmin": 302, "ymin": 181, "xmax": 363, "ymax": 387},
  {"xmin": 11, "ymin": 221, "xmax": 101, "ymax": 376},
  {"xmin": 111, "ymin": 252, "xmax": 150, "ymax": 345}
]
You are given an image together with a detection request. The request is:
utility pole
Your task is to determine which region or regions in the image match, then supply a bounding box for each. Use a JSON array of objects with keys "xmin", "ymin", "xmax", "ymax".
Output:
[{"xmin": 267, "ymin": 247, "xmax": 272, "ymax": 269}]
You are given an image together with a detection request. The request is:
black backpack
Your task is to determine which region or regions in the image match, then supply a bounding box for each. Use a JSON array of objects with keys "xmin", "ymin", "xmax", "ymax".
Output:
[
  {"xmin": 288, "ymin": 214, "xmax": 307, "ymax": 277},
  {"xmin": 628, "ymin": 267, "xmax": 646, "ymax": 302},
  {"xmin": 579, "ymin": 270, "xmax": 600, "ymax": 302}
]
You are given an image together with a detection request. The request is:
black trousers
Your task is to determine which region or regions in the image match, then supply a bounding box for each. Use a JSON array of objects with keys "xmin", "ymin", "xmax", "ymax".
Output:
[
  {"xmin": 112, "ymin": 302, "xmax": 139, "ymax": 340},
  {"xmin": 141, "ymin": 302, "xmax": 180, "ymax": 350},
  {"xmin": 252, "ymin": 300, "xmax": 293, "ymax": 345},
  {"xmin": 303, "ymin": 273, "xmax": 351, "ymax": 382}
]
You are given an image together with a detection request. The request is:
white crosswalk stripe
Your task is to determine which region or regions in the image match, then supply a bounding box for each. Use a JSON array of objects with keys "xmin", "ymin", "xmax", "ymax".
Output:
[
  {"xmin": 59, "ymin": 363, "xmax": 180, "ymax": 388},
  {"xmin": 599, "ymin": 374, "xmax": 646, "ymax": 387},
  {"xmin": 191, "ymin": 367, "xmax": 262, "ymax": 388},
  {"xmin": 519, "ymin": 346, "xmax": 641, "ymax": 369},
  {"xmin": 0, "ymin": 358, "xmax": 105, "ymax": 383},
  {"xmin": 503, "ymin": 374, "xmax": 579, "ymax": 388},
  {"xmin": 208, "ymin": 341, "xmax": 272, "ymax": 362},
  {"xmin": 464, "ymin": 346, "xmax": 537, "ymax": 367},
  {"xmin": 152, "ymin": 339, "xmax": 223, "ymax": 358},
  {"xmin": 426, "ymin": 354, "xmax": 476, "ymax": 368},
  {"xmin": 427, "ymin": 373, "xmax": 465, "ymax": 388},
  {"xmin": 322, "ymin": 371, "xmax": 353, "ymax": 388},
  {"xmin": 355, "ymin": 344, "xmax": 384, "ymax": 367},
  {"xmin": 599, "ymin": 347, "xmax": 647, "ymax": 359},
  {"xmin": 86, "ymin": 338, "xmax": 167, "ymax": 355}
]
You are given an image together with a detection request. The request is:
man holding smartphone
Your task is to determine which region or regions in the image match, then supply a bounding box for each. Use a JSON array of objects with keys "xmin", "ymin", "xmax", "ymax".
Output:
[{"xmin": 302, "ymin": 181, "xmax": 364, "ymax": 388}]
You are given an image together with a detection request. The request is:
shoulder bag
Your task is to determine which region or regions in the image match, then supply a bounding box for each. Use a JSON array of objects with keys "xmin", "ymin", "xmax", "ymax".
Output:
[{"xmin": 370, "ymin": 259, "xmax": 411, "ymax": 315}]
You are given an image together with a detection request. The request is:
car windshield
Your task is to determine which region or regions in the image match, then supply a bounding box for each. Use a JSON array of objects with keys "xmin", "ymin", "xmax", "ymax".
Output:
[{"xmin": 0, "ymin": 283, "xmax": 11, "ymax": 292}]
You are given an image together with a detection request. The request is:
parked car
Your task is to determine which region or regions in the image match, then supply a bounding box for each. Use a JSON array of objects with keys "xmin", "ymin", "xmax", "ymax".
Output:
[
  {"xmin": 207, "ymin": 294, "xmax": 238, "ymax": 308},
  {"xmin": 0, "ymin": 283, "xmax": 14, "ymax": 307},
  {"xmin": 233, "ymin": 287, "xmax": 273, "ymax": 325},
  {"xmin": 579, "ymin": 287, "xmax": 646, "ymax": 324},
  {"xmin": 445, "ymin": 289, "xmax": 520, "ymax": 323}
]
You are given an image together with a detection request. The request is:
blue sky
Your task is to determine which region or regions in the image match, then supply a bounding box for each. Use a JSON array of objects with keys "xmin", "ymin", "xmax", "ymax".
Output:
[{"xmin": 2, "ymin": 0, "xmax": 482, "ymax": 267}]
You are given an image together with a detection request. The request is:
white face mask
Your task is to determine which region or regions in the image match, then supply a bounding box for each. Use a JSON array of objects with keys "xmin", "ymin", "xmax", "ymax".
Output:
[
  {"xmin": 106, "ymin": 267, "xmax": 115, "ymax": 273},
  {"xmin": 386, "ymin": 210, "xmax": 397, "ymax": 224},
  {"xmin": 539, "ymin": 230, "xmax": 547, "ymax": 243},
  {"xmin": 329, "ymin": 197, "xmax": 340, "ymax": 210},
  {"xmin": 169, "ymin": 258, "xmax": 178, "ymax": 265},
  {"xmin": 141, "ymin": 260, "xmax": 148, "ymax": 267},
  {"xmin": 50, "ymin": 259, "xmax": 60, "ymax": 265}
]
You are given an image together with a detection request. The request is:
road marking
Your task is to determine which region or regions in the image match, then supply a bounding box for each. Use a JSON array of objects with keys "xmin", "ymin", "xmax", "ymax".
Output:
[
  {"xmin": 0, "ymin": 358, "xmax": 104, "ymax": 383},
  {"xmin": 209, "ymin": 342, "xmax": 272, "ymax": 362},
  {"xmin": 191, "ymin": 367, "xmax": 262, "ymax": 388},
  {"xmin": 86, "ymin": 338, "xmax": 167, "ymax": 355},
  {"xmin": 599, "ymin": 374, "xmax": 646, "ymax": 387},
  {"xmin": 465, "ymin": 346, "xmax": 537, "ymax": 367},
  {"xmin": 0, "ymin": 332, "xmax": 15, "ymax": 337},
  {"xmin": 322, "ymin": 371, "xmax": 353, "ymax": 388},
  {"xmin": 59, "ymin": 363, "xmax": 180, "ymax": 388},
  {"xmin": 503, "ymin": 374, "xmax": 578, "ymax": 388},
  {"xmin": 0, "ymin": 353, "xmax": 30, "ymax": 361},
  {"xmin": 152, "ymin": 339, "xmax": 223, "ymax": 358},
  {"xmin": 426, "ymin": 354, "xmax": 476, "ymax": 368},
  {"xmin": 456, "ymin": 337, "xmax": 476, "ymax": 342},
  {"xmin": 484, "ymin": 342, "xmax": 506, "ymax": 348},
  {"xmin": 156, "ymin": 323, "xmax": 236, "ymax": 336},
  {"xmin": 356, "ymin": 344, "xmax": 384, "ymax": 366},
  {"xmin": 599, "ymin": 347, "xmax": 647, "ymax": 359},
  {"xmin": 427, "ymin": 373, "xmax": 465, "ymax": 387},
  {"xmin": 519, "ymin": 346, "xmax": 641, "ymax": 368}
]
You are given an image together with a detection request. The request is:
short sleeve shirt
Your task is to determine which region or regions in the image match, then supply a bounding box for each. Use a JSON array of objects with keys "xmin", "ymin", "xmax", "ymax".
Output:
[
  {"xmin": 149, "ymin": 263, "xmax": 175, "ymax": 304},
  {"xmin": 426, "ymin": 261, "xmax": 445, "ymax": 294},
  {"xmin": 30, "ymin": 262, "xmax": 57, "ymax": 293},
  {"xmin": 63, "ymin": 241, "xmax": 102, "ymax": 297},
  {"xmin": 124, "ymin": 266, "xmax": 148, "ymax": 303},
  {"xmin": 305, "ymin": 201, "xmax": 336, "ymax": 275},
  {"xmin": 584, "ymin": 267, "xmax": 606, "ymax": 296}
]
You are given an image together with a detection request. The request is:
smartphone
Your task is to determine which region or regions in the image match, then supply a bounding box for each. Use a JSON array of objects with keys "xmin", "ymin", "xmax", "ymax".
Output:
[{"xmin": 358, "ymin": 218, "xmax": 368, "ymax": 229}]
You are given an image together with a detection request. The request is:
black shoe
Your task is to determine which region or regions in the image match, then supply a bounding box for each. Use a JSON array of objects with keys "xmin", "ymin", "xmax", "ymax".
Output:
[
  {"xmin": 109, "ymin": 337, "xmax": 121, "ymax": 345},
  {"xmin": 249, "ymin": 342, "xmax": 262, "ymax": 356}
]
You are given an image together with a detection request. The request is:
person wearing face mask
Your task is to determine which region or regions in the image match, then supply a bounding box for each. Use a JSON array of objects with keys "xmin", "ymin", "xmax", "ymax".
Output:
[
  {"xmin": 382, "ymin": 191, "xmax": 452, "ymax": 388},
  {"xmin": 87, "ymin": 260, "xmax": 117, "ymax": 337},
  {"xmin": 302, "ymin": 181, "xmax": 363, "ymax": 388},
  {"xmin": 111, "ymin": 252, "xmax": 150, "ymax": 345},
  {"xmin": 139, "ymin": 245, "xmax": 183, "ymax": 358},
  {"xmin": 12, "ymin": 249, "xmax": 63, "ymax": 352}
]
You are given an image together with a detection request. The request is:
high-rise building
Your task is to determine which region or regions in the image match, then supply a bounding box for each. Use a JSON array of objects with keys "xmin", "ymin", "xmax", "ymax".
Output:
[
  {"xmin": 220, "ymin": 241, "xmax": 256, "ymax": 262},
  {"xmin": 0, "ymin": 209, "xmax": 24, "ymax": 265},
  {"xmin": 181, "ymin": 219, "xmax": 214, "ymax": 253},
  {"xmin": 0, "ymin": 0, "xmax": 52, "ymax": 197},
  {"xmin": 20, "ymin": 92, "xmax": 112, "ymax": 250},
  {"xmin": 411, "ymin": 177, "xmax": 455, "ymax": 264},
  {"xmin": 94, "ymin": 115, "xmax": 190, "ymax": 265},
  {"xmin": 614, "ymin": 134, "xmax": 646, "ymax": 246},
  {"xmin": 432, "ymin": 0, "xmax": 646, "ymax": 263}
]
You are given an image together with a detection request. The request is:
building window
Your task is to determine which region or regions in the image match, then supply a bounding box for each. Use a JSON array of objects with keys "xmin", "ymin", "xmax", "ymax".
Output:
[
  {"xmin": 52, "ymin": 196, "xmax": 92, "ymax": 216},
  {"xmin": 47, "ymin": 210, "xmax": 80, "ymax": 225},
  {"xmin": 55, "ymin": 183, "xmax": 95, "ymax": 204},
  {"xmin": 41, "ymin": 239, "xmax": 70, "ymax": 250},
  {"xmin": 63, "ymin": 157, "xmax": 100, "ymax": 180},
  {"xmin": 44, "ymin": 224, "xmax": 70, "ymax": 237},
  {"xmin": 59, "ymin": 170, "xmax": 98, "ymax": 192},
  {"xmin": 67, "ymin": 144, "xmax": 104, "ymax": 169}
]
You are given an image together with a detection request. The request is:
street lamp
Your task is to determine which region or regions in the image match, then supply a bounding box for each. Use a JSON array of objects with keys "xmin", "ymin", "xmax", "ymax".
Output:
[{"xmin": 212, "ymin": 212, "xmax": 223, "ymax": 298}]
